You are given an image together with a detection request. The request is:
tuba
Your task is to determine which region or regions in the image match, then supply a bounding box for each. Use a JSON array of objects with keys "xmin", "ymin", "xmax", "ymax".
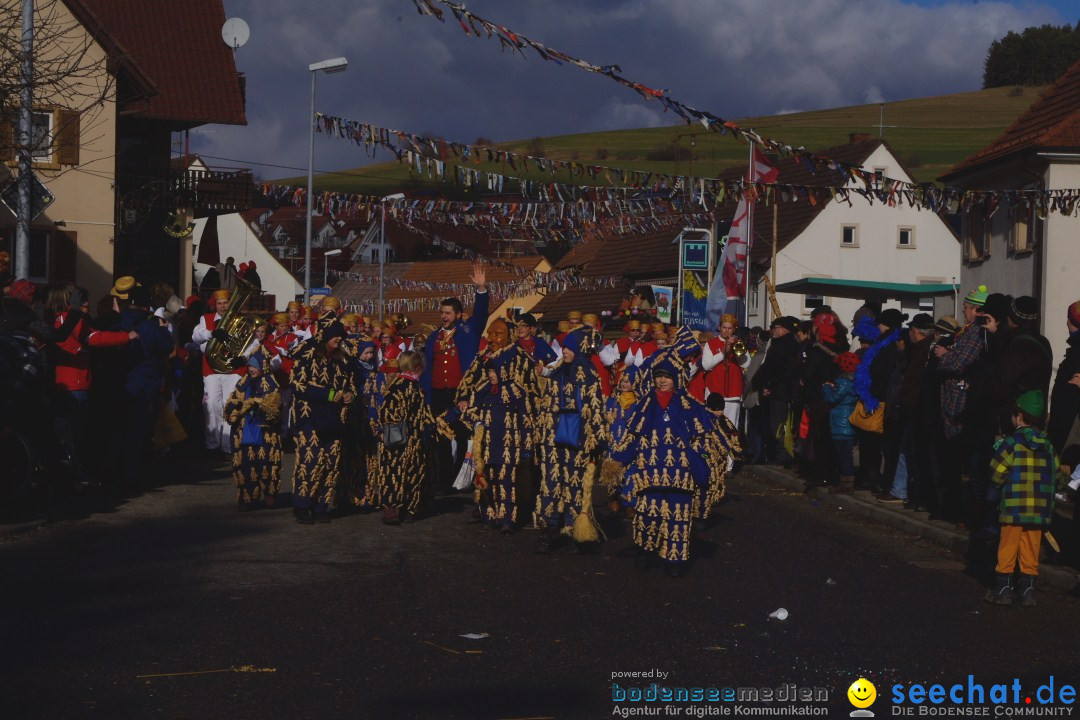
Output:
[{"xmin": 205, "ymin": 278, "xmax": 260, "ymax": 373}]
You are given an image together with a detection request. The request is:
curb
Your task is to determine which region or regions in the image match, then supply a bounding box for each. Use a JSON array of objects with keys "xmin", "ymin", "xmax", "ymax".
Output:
[
  {"xmin": 0, "ymin": 518, "xmax": 48, "ymax": 540},
  {"xmin": 745, "ymin": 464, "xmax": 1080, "ymax": 595}
]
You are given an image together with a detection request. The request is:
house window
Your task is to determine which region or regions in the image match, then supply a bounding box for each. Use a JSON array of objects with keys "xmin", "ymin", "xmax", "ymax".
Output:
[
  {"xmin": 841, "ymin": 225, "xmax": 858, "ymax": 247},
  {"xmin": 750, "ymin": 283, "xmax": 760, "ymax": 311},
  {"xmin": 873, "ymin": 167, "xmax": 887, "ymax": 187},
  {"xmin": 897, "ymin": 227, "xmax": 915, "ymax": 248},
  {"xmin": 30, "ymin": 111, "xmax": 53, "ymax": 161},
  {"xmin": 28, "ymin": 230, "xmax": 49, "ymax": 282},
  {"xmin": 804, "ymin": 294, "xmax": 824, "ymax": 313},
  {"xmin": 964, "ymin": 212, "xmax": 988, "ymax": 261},
  {"xmin": 1008, "ymin": 208, "xmax": 1041, "ymax": 254}
]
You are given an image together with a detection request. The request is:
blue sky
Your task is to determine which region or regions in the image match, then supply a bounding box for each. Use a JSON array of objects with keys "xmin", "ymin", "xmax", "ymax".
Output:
[{"xmin": 197, "ymin": 0, "xmax": 1077, "ymax": 179}]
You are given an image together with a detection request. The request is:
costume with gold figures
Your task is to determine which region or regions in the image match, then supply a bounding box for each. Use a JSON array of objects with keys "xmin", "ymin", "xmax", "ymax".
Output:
[
  {"xmin": 375, "ymin": 374, "xmax": 438, "ymax": 518},
  {"xmin": 534, "ymin": 328, "xmax": 610, "ymax": 535},
  {"xmin": 611, "ymin": 347, "xmax": 736, "ymax": 569},
  {"xmin": 224, "ymin": 356, "xmax": 283, "ymax": 508}
]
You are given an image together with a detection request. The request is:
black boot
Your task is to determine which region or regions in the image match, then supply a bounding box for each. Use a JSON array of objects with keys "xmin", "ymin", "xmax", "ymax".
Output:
[
  {"xmin": 984, "ymin": 573, "xmax": 1014, "ymax": 605},
  {"xmin": 633, "ymin": 547, "xmax": 650, "ymax": 572},
  {"xmin": 293, "ymin": 507, "xmax": 314, "ymax": 524},
  {"xmin": 1016, "ymin": 574, "xmax": 1037, "ymax": 607},
  {"xmin": 535, "ymin": 527, "xmax": 557, "ymax": 554}
]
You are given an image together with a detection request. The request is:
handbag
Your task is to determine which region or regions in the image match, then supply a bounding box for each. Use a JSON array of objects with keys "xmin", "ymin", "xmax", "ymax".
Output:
[
  {"xmin": 554, "ymin": 382, "xmax": 585, "ymax": 449},
  {"xmin": 849, "ymin": 400, "xmax": 885, "ymax": 434},
  {"xmin": 382, "ymin": 420, "xmax": 409, "ymax": 449}
]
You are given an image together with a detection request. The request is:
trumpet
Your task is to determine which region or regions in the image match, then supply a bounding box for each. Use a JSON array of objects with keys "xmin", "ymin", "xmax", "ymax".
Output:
[{"xmin": 729, "ymin": 339, "xmax": 749, "ymax": 360}]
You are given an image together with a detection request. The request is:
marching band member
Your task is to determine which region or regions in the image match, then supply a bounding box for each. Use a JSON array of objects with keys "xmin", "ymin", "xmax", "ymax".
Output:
[{"xmin": 191, "ymin": 288, "xmax": 246, "ymax": 454}]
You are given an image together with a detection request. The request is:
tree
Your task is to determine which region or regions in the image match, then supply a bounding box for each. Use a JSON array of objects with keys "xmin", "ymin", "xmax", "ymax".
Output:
[
  {"xmin": 983, "ymin": 23, "xmax": 1080, "ymax": 88},
  {"xmin": 0, "ymin": 0, "xmax": 115, "ymax": 165}
]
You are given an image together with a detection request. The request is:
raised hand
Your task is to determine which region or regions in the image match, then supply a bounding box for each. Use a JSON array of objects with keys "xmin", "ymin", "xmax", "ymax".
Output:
[{"xmin": 470, "ymin": 262, "xmax": 486, "ymax": 290}]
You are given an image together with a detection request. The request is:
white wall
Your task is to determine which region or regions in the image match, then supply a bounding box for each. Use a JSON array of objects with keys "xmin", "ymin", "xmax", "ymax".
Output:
[
  {"xmin": 191, "ymin": 213, "xmax": 304, "ymax": 306},
  {"xmin": 749, "ymin": 145, "xmax": 961, "ymax": 329},
  {"xmin": 1041, "ymin": 160, "xmax": 1080, "ymax": 373}
]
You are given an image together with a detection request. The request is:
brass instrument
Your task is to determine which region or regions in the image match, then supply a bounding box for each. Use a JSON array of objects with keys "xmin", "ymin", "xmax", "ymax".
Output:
[
  {"xmin": 205, "ymin": 278, "xmax": 260, "ymax": 373},
  {"xmin": 729, "ymin": 339, "xmax": 749, "ymax": 360}
]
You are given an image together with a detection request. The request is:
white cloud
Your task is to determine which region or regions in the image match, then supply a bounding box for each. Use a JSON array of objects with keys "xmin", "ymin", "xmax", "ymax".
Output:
[{"xmin": 201, "ymin": 0, "xmax": 1064, "ymax": 174}]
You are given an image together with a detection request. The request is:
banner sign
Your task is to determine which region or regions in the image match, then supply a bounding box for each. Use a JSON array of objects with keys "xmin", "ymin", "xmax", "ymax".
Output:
[{"xmin": 651, "ymin": 285, "xmax": 673, "ymax": 324}]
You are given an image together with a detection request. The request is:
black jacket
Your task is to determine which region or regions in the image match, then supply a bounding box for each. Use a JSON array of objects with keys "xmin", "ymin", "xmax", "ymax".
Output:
[
  {"xmin": 753, "ymin": 332, "xmax": 799, "ymax": 400},
  {"xmin": 1047, "ymin": 332, "xmax": 1080, "ymax": 450}
]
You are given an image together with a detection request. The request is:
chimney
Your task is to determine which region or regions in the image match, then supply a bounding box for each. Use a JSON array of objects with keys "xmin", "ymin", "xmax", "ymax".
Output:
[{"xmin": 849, "ymin": 133, "xmax": 871, "ymax": 144}]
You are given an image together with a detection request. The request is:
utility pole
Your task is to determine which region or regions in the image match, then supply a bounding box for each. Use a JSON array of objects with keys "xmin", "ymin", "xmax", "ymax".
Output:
[{"xmin": 15, "ymin": 0, "xmax": 34, "ymax": 279}]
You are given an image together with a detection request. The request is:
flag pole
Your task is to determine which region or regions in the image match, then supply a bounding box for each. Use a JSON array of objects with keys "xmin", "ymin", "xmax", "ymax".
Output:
[{"xmin": 743, "ymin": 137, "xmax": 754, "ymax": 329}]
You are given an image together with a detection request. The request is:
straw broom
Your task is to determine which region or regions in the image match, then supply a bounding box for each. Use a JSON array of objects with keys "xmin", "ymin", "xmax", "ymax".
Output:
[{"xmin": 572, "ymin": 458, "xmax": 606, "ymax": 543}]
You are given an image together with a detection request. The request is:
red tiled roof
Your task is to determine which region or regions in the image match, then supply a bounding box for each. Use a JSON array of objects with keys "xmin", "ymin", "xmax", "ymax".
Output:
[
  {"xmin": 68, "ymin": 0, "xmax": 246, "ymax": 126},
  {"xmin": 331, "ymin": 256, "xmax": 546, "ymax": 333},
  {"xmin": 943, "ymin": 59, "xmax": 1080, "ymax": 179}
]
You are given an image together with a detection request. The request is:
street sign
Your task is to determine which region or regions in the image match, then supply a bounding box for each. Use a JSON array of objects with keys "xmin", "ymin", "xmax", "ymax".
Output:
[
  {"xmin": 681, "ymin": 240, "xmax": 710, "ymax": 270},
  {"xmin": 0, "ymin": 173, "xmax": 56, "ymax": 222},
  {"xmin": 309, "ymin": 286, "xmax": 331, "ymax": 296}
]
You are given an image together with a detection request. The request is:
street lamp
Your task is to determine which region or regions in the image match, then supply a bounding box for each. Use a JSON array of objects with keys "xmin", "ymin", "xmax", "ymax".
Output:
[
  {"xmin": 378, "ymin": 192, "xmax": 405, "ymax": 322},
  {"xmin": 304, "ymin": 56, "xmax": 348, "ymax": 302},
  {"xmin": 323, "ymin": 248, "xmax": 342, "ymax": 289}
]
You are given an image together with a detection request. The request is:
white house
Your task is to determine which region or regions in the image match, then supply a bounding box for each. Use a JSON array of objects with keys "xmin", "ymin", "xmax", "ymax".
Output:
[
  {"xmin": 744, "ymin": 137, "xmax": 962, "ymax": 328},
  {"xmin": 191, "ymin": 213, "xmax": 303, "ymax": 304},
  {"xmin": 939, "ymin": 59, "xmax": 1080, "ymax": 370}
]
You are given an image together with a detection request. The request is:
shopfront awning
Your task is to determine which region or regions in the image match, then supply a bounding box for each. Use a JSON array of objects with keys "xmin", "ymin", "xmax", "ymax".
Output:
[{"xmin": 773, "ymin": 277, "xmax": 959, "ymax": 301}]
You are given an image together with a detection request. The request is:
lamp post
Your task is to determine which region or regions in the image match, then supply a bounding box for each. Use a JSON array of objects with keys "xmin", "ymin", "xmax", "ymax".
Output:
[
  {"xmin": 323, "ymin": 248, "xmax": 342, "ymax": 289},
  {"xmin": 378, "ymin": 192, "xmax": 405, "ymax": 322},
  {"xmin": 304, "ymin": 56, "xmax": 348, "ymax": 302}
]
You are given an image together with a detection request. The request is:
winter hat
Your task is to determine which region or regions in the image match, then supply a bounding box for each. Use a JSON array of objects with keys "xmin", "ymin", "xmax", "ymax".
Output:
[
  {"xmin": 8, "ymin": 278, "xmax": 36, "ymax": 305},
  {"xmin": 185, "ymin": 294, "xmax": 201, "ymax": 309},
  {"xmin": 877, "ymin": 308, "xmax": 908, "ymax": 330},
  {"xmin": 836, "ymin": 351, "xmax": 861, "ymax": 373},
  {"xmin": 981, "ymin": 293, "xmax": 1010, "ymax": 324},
  {"xmin": 321, "ymin": 320, "xmax": 347, "ymax": 343},
  {"xmin": 1068, "ymin": 301, "xmax": 1080, "ymax": 329},
  {"xmin": 771, "ymin": 316, "xmax": 800, "ymax": 334},
  {"xmin": 1014, "ymin": 390, "xmax": 1046, "ymax": 421},
  {"xmin": 515, "ymin": 312, "xmax": 537, "ymax": 327},
  {"xmin": 813, "ymin": 312, "xmax": 837, "ymax": 343},
  {"xmin": 908, "ymin": 313, "xmax": 935, "ymax": 331},
  {"xmin": 165, "ymin": 295, "xmax": 184, "ymax": 317},
  {"xmin": 964, "ymin": 284, "xmax": 989, "ymax": 307},
  {"xmin": 247, "ymin": 352, "xmax": 264, "ymax": 370},
  {"xmin": 1008, "ymin": 295, "xmax": 1038, "ymax": 325}
]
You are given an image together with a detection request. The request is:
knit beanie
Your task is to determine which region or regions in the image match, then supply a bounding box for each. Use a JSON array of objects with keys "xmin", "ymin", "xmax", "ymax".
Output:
[
  {"xmin": 836, "ymin": 351, "xmax": 861, "ymax": 373},
  {"xmin": 1069, "ymin": 300, "xmax": 1080, "ymax": 329},
  {"xmin": 980, "ymin": 293, "xmax": 1010, "ymax": 324},
  {"xmin": 964, "ymin": 284, "xmax": 989, "ymax": 307},
  {"xmin": 877, "ymin": 308, "xmax": 908, "ymax": 330},
  {"xmin": 1014, "ymin": 390, "xmax": 1046, "ymax": 420},
  {"xmin": 1008, "ymin": 295, "xmax": 1038, "ymax": 325}
]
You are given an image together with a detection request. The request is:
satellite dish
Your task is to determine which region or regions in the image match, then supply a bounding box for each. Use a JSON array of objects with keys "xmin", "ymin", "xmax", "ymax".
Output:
[{"xmin": 221, "ymin": 18, "xmax": 250, "ymax": 50}]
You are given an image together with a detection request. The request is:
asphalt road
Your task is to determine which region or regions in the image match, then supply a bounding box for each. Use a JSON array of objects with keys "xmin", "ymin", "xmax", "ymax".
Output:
[{"xmin": 2, "ymin": 454, "xmax": 1078, "ymax": 720}]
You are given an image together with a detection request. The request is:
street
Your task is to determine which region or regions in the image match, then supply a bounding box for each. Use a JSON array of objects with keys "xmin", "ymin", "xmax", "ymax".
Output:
[{"xmin": 2, "ymin": 456, "xmax": 1078, "ymax": 719}]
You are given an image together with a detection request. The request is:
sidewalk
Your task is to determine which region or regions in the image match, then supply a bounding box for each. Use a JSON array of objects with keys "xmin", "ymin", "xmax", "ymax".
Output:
[{"xmin": 746, "ymin": 463, "xmax": 1080, "ymax": 594}]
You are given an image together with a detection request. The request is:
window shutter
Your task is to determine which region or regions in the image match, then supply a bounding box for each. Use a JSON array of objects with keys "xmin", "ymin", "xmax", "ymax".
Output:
[
  {"xmin": 52, "ymin": 230, "xmax": 77, "ymax": 283},
  {"xmin": 0, "ymin": 107, "xmax": 13, "ymax": 162},
  {"xmin": 55, "ymin": 109, "xmax": 80, "ymax": 166}
]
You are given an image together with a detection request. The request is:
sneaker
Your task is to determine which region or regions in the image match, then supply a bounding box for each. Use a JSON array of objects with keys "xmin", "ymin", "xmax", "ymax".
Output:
[{"xmin": 877, "ymin": 493, "xmax": 904, "ymax": 504}]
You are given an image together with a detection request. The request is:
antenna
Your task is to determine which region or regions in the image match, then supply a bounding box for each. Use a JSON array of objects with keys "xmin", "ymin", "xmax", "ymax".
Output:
[{"xmin": 221, "ymin": 18, "xmax": 250, "ymax": 51}]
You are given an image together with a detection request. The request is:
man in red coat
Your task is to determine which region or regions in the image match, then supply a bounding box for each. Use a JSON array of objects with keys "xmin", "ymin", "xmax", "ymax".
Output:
[{"xmin": 699, "ymin": 313, "xmax": 750, "ymax": 427}]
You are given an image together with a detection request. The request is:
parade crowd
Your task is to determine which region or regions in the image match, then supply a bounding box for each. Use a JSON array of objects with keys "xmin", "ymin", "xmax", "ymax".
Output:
[{"xmin": 2, "ymin": 267, "xmax": 1078, "ymax": 592}]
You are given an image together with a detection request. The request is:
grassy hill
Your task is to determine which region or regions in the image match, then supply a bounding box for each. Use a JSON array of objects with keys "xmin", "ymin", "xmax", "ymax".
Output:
[{"xmin": 284, "ymin": 85, "xmax": 1045, "ymax": 196}]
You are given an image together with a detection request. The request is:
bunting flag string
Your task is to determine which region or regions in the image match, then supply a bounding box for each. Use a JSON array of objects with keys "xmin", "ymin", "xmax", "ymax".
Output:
[
  {"xmin": 314, "ymin": 111, "xmax": 1080, "ymax": 220},
  {"xmin": 409, "ymin": 0, "xmax": 1080, "ymax": 220}
]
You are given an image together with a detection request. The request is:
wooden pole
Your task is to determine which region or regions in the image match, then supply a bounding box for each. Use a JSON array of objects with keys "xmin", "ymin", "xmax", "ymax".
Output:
[{"xmin": 770, "ymin": 201, "xmax": 778, "ymax": 325}]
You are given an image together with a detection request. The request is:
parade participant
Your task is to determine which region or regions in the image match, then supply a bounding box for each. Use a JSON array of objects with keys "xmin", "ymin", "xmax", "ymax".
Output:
[
  {"xmin": 343, "ymin": 333, "xmax": 380, "ymax": 510},
  {"xmin": 551, "ymin": 320, "xmax": 572, "ymax": 354},
  {"xmin": 700, "ymin": 313, "xmax": 751, "ymax": 425},
  {"xmin": 342, "ymin": 313, "xmax": 361, "ymax": 335},
  {"xmin": 458, "ymin": 318, "xmax": 540, "ymax": 527},
  {"xmin": 534, "ymin": 327, "xmax": 609, "ymax": 553},
  {"xmin": 985, "ymin": 390, "xmax": 1058, "ymax": 606},
  {"xmin": 600, "ymin": 319, "xmax": 658, "ymax": 374},
  {"xmin": 421, "ymin": 263, "xmax": 489, "ymax": 488},
  {"xmin": 514, "ymin": 312, "xmax": 557, "ymax": 369},
  {"xmin": 567, "ymin": 310, "xmax": 584, "ymax": 331},
  {"xmin": 355, "ymin": 334, "xmax": 386, "ymax": 510},
  {"xmin": 610, "ymin": 347, "xmax": 734, "ymax": 576},
  {"xmin": 287, "ymin": 300, "xmax": 311, "ymax": 341},
  {"xmin": 602, "ymin": 365, "xmax": 639, "ymax": 514},
  {"xmin": 224, "ymin": 352, "xmax": 283, "ymax": 511},
  {"xmin": 290, "ymin": 320, "xmax": 356, "ymax": 524},
  {"xmin": 191, "ymin": 288, "xmax": 247, "ymax": 454},
  {"xmin": 376, "ymin": 350, "xmax": 439, "ymax": 525}
]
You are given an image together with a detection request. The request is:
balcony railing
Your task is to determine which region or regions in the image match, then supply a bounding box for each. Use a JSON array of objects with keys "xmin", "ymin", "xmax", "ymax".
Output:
[{"xmin": 171, "ymin": 167, "xmax": 254, "ymax": 215}]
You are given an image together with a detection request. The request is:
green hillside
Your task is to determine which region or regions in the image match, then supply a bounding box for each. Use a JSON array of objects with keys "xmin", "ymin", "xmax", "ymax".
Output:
[{"xmin": 285, "ymin": 86, "xmax": 1045, "ymax": 196}]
